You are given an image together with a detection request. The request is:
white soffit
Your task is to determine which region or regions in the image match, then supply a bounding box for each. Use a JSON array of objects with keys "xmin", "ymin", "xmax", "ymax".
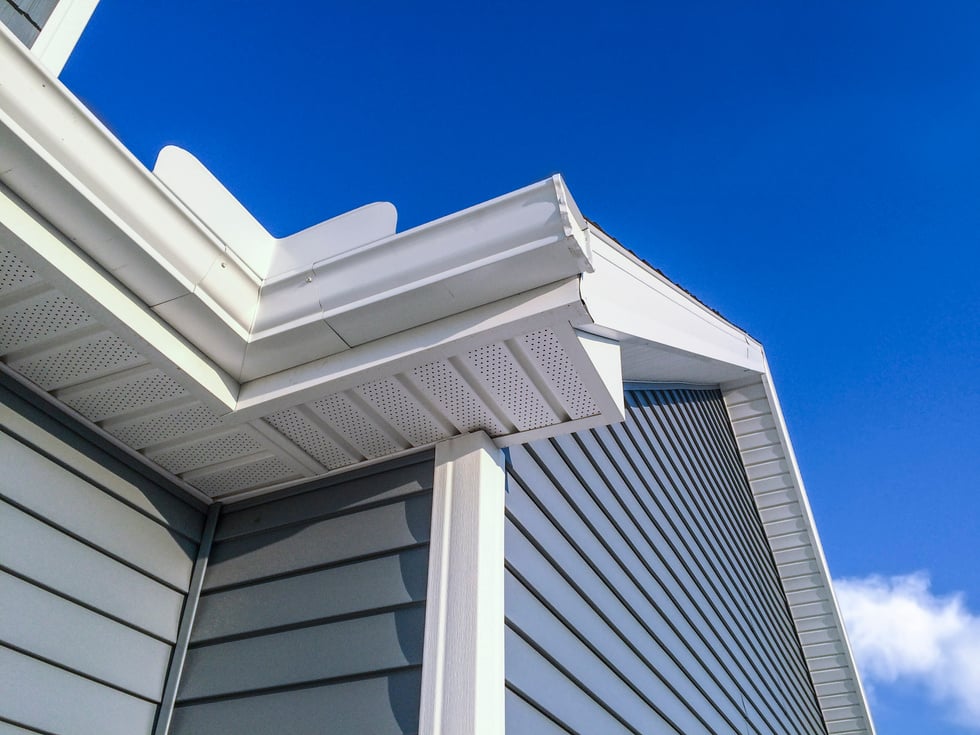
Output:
[
  {"xmin": 722, "ymin": 375, "xmax": 876, "ymax": 735},
  {"xmin": 0, "ymin": 235, "xmax": 622, "ymax": 501}
]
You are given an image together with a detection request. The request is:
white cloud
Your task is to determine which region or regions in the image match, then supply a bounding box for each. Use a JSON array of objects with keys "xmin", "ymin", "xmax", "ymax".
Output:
[{"xmin": 835, "ymin": 572, "xmax": 980, "ymax": 729}]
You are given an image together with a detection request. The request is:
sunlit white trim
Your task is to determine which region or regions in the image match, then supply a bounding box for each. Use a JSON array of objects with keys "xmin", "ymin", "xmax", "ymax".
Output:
[
  {"xmin": 0, "ymin": 28, "xmax": 592, "ymax": 386},
  {"xmin": 30, "ymin": 0, "xmax": 100, "ymax": 76},
  {"xmin": 0, "ymin": 183, "xmax": 239, "ymax": 412},
  {"xmin": 722, "ymin": 371, "xmax": 876, "ymax": 735},
  {"xmin": 420, "ymin": 432, "xmax": 505, "ymax": 735},
  {"xmin": 582, "ymin": 227, "xmax": 765, "ymax": 378}
]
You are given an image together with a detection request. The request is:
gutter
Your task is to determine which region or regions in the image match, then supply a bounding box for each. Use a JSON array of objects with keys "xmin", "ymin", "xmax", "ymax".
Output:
[{"xmin": 0, "ymin": 24, "xmax": 595, "ymax": 391}]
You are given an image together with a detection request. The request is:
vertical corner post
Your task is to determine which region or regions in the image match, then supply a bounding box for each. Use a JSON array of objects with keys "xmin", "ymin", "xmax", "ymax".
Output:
[{"xmin": 419, "ymin": 431, "xmax": 506, "ymax": 735}]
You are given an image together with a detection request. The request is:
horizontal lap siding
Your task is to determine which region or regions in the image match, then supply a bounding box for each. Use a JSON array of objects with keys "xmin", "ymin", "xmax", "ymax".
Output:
[
  {"xmin": 0, "ymin": 379, "xmax": 205, "ymax": 735},
  {"xmin": 172, "ymin": 453, "xmax": 434, "ymax": 735},
  {"xmin": 504, "ymin": 388, "xmax": 826, "ymax": 735},
  {"xmin": 0, "ymin": 0, "xmax": 58, "ymax": 46}
]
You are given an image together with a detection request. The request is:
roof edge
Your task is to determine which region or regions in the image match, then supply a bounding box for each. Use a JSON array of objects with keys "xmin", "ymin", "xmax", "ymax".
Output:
[
  {"xmin": 582, "ymin": 226, "xmax": 765, "ymax": 377},
  {"xmin": 0, "ymin": 33, "xmax": 596, "ymax": 385},
  {"xmin": 721, "ymin": 371, "xmax": 877, "ymax": 735}
]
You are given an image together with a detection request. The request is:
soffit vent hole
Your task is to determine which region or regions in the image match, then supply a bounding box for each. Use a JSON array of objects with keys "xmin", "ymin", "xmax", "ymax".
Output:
[
  {"xmin": 311, "ymin": 393, "xmax": 400, "ymax": 458},
  {"xmin": 152, "ymin": 431, "xmax": 264, "ymax": 475},
  {"xmin": 264, "ymin": 408, "xmax": 354, "ymax": 470},
  {"xmin": 0, "ymin": 249, "xmax": 40, "ymax": 294},
  {"xmin": 411, "ymin": 360, "xmax": 507, "ymax": 435},
  {"xmin": 356, "ymin": 377, "xmax": 449, "ymax": 447},
  {"xmin": 521, "ymin": 329, "xmax": 599, "ymax": 419},
  {"xmin": 191, "ymin": 456, "xmax": 298, "ymax": 497},
  {"xmin": 0, "ymin": 293, "xmax": 93, "ymax": 355},
  {"xmin": 107, "ymin": 403, "xmax": 223, "ymax": 449},
  {"xmin": 62, "ymin": 370, "xmax": 189, "ymax": 422},
  {"xmin": 465, "ymin": 343, "xmax": 555, "ymax": 431},
  {"xmin": 11, "ymin": 334, "xmax": 145, "ymax": 390}
]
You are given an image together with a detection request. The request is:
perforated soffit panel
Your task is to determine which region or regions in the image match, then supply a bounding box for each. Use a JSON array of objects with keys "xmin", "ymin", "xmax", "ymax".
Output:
[{"xmin": 0, "ymin": 245, "xmax": 615, "ymax": 501}]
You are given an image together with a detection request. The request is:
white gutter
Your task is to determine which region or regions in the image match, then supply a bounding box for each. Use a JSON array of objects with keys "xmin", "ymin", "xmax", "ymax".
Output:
[
  {"xmin": 0, "ymin": 24, "xmax": 594, "ymax": 388},
  {"xmin": 0, "ymin": 23, "xmax": 260, "ymax": 322}
]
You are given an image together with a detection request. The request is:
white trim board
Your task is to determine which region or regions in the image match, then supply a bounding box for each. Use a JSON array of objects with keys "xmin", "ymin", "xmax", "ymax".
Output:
[
  {"xmin": 722, "ymin": 374, "xmax": 876, "ymax": 735},
  {"xmin": 30, "ymin": 0, "xmax": 100, "ymax": 76},
  {"xmin": 420, "ymin": 432, "xmax": 505, "ymax": 735}
]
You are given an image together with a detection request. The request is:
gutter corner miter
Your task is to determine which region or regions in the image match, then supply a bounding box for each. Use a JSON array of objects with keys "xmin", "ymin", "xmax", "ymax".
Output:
[{"xmin": 242, "ymin": 172, "xmax": 602, "ymax": 378}]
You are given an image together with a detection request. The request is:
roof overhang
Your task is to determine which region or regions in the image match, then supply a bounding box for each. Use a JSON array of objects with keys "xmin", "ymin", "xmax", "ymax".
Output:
[
  {"xmin": 0, "ymin": 25, "xmax": 593, "ymax": 386},
  {"xmin": 0, "ymin": 24, "xmax": 875, "ymax": 735},
  {"xmin": 0, "ymin": 25, "xmax": 623, "ymax": 502},
  {"xmin": 581, "ymin": 226, "xmax": 766, "ymax": 385}
]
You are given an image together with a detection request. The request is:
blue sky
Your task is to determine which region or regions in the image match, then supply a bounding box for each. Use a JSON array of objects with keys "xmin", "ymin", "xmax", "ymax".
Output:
[{"xmin": 62, "ymin": 2, "xmax": 979, "ymax": 731}]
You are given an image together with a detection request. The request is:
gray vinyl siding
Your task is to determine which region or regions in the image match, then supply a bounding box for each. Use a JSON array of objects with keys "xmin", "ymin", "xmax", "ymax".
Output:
[
  {"xmin": 0, "ymin": 377, "xmax": 206, "ymax": 735},
  {"xmin": 504, "ymin": 387, "xmax": 826, "ymax": 735},
  {"xmin": 0, "ymin": 0, "xmax": 58, "ymax": 46},
  {"xmin": 171, "ymin": 453, "xmax": 435, "ymax": 735}
]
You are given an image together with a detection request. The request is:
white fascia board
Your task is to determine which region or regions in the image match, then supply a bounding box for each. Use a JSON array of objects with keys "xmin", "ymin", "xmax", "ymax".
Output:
[
  {"xmin": 581, "ymin": 226, "xmax": 765, "ymax": 376},
  {"xmin": 722, "ymin": 366, "xmax": 877, "ymax": 735},
  {"xmin": 29, "ymin": 0, "xmax": 100, "ymax": 76},
  {"xmin": 233, "ymin": 277, "xmax": 592, "ymax": 420}
]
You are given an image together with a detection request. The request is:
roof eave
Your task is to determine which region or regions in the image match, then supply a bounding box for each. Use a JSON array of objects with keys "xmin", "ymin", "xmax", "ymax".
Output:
[
  {"xmin": 581, "ymin": 225, "xmax": 766, "ymax": 385},
  {"xmin": 0, "ymin": 28, "xmax": 596, "ymax": 389}
]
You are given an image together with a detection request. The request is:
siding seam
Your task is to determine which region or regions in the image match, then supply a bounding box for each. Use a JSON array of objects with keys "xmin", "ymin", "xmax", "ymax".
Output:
[
  {"xmin": 0, "ymin": 642, "xmax": 158, "ymax": 704},
  {"xmin": 0, "ymin": 563, "xmax": 174, "ymax": 645},
  {"xmin": 0, "ymin": 493, "xmax": 188, "ymax": 594},
  {"xmin": 173, "ymin": 663, "xmax": 423, "ymax": 708}
]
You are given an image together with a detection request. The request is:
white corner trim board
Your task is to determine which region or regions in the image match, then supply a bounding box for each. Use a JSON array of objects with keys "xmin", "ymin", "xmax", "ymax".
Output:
[
  {"xmin": 420, "ymin": 432, "xmax": 506, "ymax": 735},
  {"xmin": 722, "ymin": 372, "xmax": 877, "ymax": 735},
  {"xmin": 29, "ymin": 0, "xmax": 101, "ymax": 76}
]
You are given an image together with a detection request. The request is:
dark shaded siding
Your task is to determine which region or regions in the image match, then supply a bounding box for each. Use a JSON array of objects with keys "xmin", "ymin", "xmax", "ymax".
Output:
[
  {"xmin": 171, "ymin": 453, "xmax": 434, "ymax": 735},
  {"xmin": 0, "ymin": 0, "xmax": 58, "ymax": 46},
  {"xmin": 0, "ymin": 376, "xmax": 205, "ymax": 735},
  {"xmin": 504, "ymin": 388, "xmax": 825, "ymax": 735}
]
